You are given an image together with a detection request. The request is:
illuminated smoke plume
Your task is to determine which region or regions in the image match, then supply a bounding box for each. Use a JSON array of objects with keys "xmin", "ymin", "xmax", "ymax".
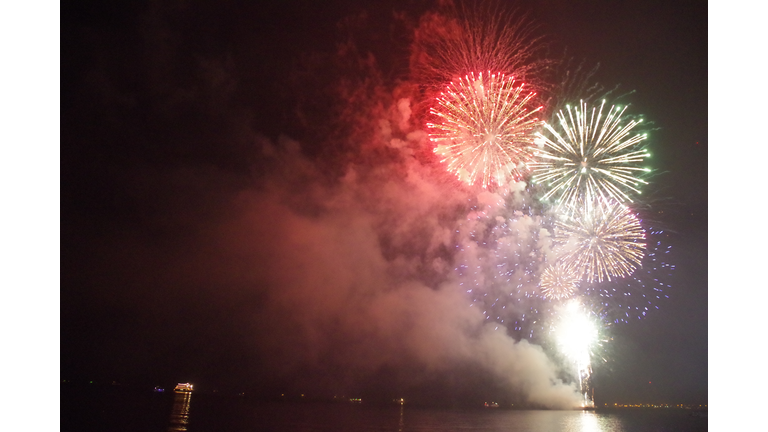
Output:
[{"xmin": 224, "ymin": 126, "xmax": 582, "ymax": 407}]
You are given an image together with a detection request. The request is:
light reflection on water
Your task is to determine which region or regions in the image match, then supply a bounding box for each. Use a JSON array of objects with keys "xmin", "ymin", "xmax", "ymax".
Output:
[
  {"xmin": 167, "ymin": 391, "xmax": 191, "ymax": 431},
  {"xmin": 62, "ymin": 385, "xmax": 706, "ymax": 432},
  {"xmin": 576, "ymin": 411, "xmax": 602, "ymax": 432},
  {"xmin": 153, "ymin": 396, "xmax": 704, "ymax": 432},
  {"xmin": 562, "ymin": 410, "xmax": 624, "ymax": 432},
  {"xmin": 460, "ymin": 409, "xmax": 629, "ymax": 432}
]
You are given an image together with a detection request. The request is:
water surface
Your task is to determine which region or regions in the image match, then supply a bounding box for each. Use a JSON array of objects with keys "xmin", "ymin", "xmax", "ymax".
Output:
[{"xmin": 61, "ymin": 386, "xmax": 707, "ymax": 432}]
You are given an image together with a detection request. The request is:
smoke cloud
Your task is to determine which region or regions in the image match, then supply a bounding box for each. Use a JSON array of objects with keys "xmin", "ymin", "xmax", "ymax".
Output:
[
  {"xmin": 62, "ymin": 1, "xmax": 584, "ymax": 408},
  {"xmin": 202, "ymin": 143, "xmax": 581, "ymax": 407}
]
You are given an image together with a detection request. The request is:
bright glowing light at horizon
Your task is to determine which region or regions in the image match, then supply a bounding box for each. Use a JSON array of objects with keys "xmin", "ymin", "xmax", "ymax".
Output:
[
  {"xmin": 555, "ymin": 300, "xmax": 597, "ymax": 366},
  {"xmin": 554, "ymin": 300, "xmax": 598, "ymax": 408}
]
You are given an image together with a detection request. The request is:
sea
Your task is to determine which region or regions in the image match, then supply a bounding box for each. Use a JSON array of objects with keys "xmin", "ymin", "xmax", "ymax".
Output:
[{"xmin": 61, "ymin": 385, "xmax": 707, "ymax": 432}]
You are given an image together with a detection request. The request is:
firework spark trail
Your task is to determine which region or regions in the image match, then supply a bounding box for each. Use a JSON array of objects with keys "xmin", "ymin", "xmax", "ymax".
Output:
[
  {"xmin": 553, "ymin": 198, "xmax": 646, "ymax": 284},
  {"xmin": 410, "ymin": 1, "xmax": 551, "ymax": 93},
  {"xmin": 530, "ymin": 100, "xmax": 649, "ymax": 207},
  {"xmin": 428, "ymin": 72, "xmax": 542, "ymax": 189}
]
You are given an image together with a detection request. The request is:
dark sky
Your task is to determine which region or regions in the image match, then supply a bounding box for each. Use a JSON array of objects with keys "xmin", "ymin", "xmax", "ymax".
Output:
[{"xmin": 61, "ymin": 0, "xmax": 706, "ymax": 407}]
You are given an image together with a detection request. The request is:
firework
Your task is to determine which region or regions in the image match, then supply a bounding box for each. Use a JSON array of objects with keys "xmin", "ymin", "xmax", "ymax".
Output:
[
  {"xmin": 428, "ymin": 72, "xmax": 542, "ymax": 189},
  {"xmin": 410, "ymin": 1, "xmax": 550, "ymax": 92},
  {"xmin": 554, "ymin": 300, "xmax": 597, "ymax": 365},
  {"xmin": 540, "ymin": 261, "xmax": 580, "ymax": 301},
  {"xmin": 530, "ymin": 100, "xmax": 649, "ymax": 207},
  {"xmin": 554, "ymin": 198, "xmax": 646, "ymax": 283},
  {"xmin": 454, "ymin": 188, "xmax": 552, "ymax": 340},
  {"xmin": 553, "ymin": 299, "xmax": 598, "ymax": 407},
  {"xmin": 582, "ymin": 227, "xmax": 674, "ymax": 324}
]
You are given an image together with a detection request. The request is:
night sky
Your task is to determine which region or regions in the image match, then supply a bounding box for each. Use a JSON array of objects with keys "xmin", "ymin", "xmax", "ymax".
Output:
[{"xmin": 59, "ymin": 0, "xmax": 707, "ymax": 409}]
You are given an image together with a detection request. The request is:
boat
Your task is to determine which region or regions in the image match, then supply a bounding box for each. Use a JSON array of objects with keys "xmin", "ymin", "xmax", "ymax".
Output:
[{"xmin": 174, "ymin": 383, "xmax": 194, "ymax": 393}]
